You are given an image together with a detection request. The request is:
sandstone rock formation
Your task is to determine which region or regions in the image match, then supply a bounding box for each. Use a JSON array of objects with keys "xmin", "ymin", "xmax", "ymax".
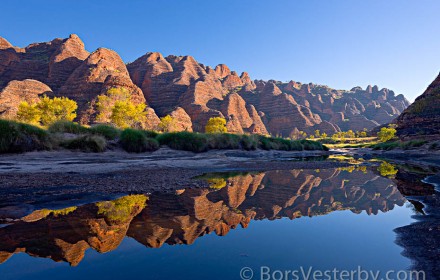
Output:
[
  {"xmin": 0, "ymin": 79, "xmax": 52, "ymax": 118},
  {"xmin": 0, "ymin": 35, "xmax": 409, "ymax": 135},
  {"xmin": 396, "ymin": 72, "xmax": 440, "ymax": 139},
  {"xmin": 170, "ymin": 107, "xmax": 193, "ymax": 132},
  {"xmin": 58, "ymin": 48, "xmax": 147, "ymax": 123},
  {"xmin": 0, "ymin": 34, "xmax": 89, "ymax": 91},
  {"xmin": 0, "ymin": 35, "xmax": 159, "ymax": 124}
]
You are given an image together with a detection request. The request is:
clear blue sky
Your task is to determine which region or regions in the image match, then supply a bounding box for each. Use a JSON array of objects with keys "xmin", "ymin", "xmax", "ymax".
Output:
[{"xmin": 1, "ymin": 0, "xmax": 439, "ymax": 101}]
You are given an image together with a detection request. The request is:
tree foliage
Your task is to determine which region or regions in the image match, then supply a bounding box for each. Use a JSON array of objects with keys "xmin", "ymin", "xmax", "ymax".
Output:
[
  {"xmin": 16, "ymin": 95, "xmax": 77, "ymax": 126},
  {"xmin": 17, "ymin": 102, "xmax": 41, "ymax": 125},
  {"xmin": 377, "ymin": 126, "xmax": 396, "ymax": 142},
  {"xmin": 158, "ymin": 115, "xmax": 176, "ymax": 132},
  {"xmin": 205, "ymin": 117, "xmax": 227, "ymax": 133},
  {"xmin": 110, "ymin": 101, "xmax": 147, "ymax": 129},
  {"xmin": 96, "ymin": 87, "xmax": 147, "ymax": 129}
]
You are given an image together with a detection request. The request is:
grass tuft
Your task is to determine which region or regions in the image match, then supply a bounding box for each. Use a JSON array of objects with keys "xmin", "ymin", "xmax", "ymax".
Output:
[
  {"xmin": 0, "ymin": 119, "xmax": 53, "ymax": 153},
  {"xmin": 61, "ymin": 135, "xmax": 107, "ymax": 153},
  {"xmin": 90, "ymin": 124, "xmax": 120, "ymax": 140},
  {"xmin": 157, "ymin": 132, "xmax": 209, "ymax": 152},
  {"xmin": 48, "ymin": 121, "xmax": 90, "ymax": 134},
  {"xmin": 120, "ymin": 128, "xmax": 159, "ymax": 153}
]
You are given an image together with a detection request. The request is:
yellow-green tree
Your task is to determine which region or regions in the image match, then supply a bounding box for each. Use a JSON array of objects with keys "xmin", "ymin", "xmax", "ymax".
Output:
[
  {"xmin": 110, "ymin": 101, "xmax": 147, "ymax": 129},
  {"xmin": 321, "ymin": 132, "xmax": 328, "ymax": 139},
  {"xmin": 96, "ymin": 87, "xmax": 131, "ymax": 123},
  {"xmin": 37, "ymin": 96, "xmax": 77, "ymax": 125},
  {"xmin": 16, "ymin": 95, "xmax": 77, "ymax": 126},
  {"xmin": 357, "ymin": 129, "xmax": 368, "ymax": 138},
  {"xmin": 314, "ymin": 130, "xmax": 320, "ymax": 138},
  {"xmin": 205, "ymin": 117, "xmax": 227, "ymax": 133},
  {"xmin": 158, "ymin": 115, "xmax": 176, "ymax": 132},
  {"xmin": 17, "ymin": 102, "xmax": 41, "ymax": 125},
  {"xmin": 377, "ymin": 126, "xmax": 396, "ymax": 142},
  {"xmin": 96, "ymin": 87, "xmax": 148, "ymax": 129},
  {"xmin": 346, "ymin": 130, "xmax": 355, "ymax": 138}
]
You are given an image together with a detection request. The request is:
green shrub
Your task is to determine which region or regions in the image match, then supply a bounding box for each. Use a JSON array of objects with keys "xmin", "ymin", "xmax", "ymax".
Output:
[
  {"xmin": 401, "ymin": 140, "xmax": 427, "ymax": 150},
  {"xmin": 61, "ymin": 135, "xmax": 107, "ymax": 153},
  {"xmin": 258, "ymin": 136, "xmax": 274, "ymax": 150},
  {"xmin": 240, "ymin": 135, "xmax": 258, "ymax": 150},
  {"xmin": 206, "ymin": 133, "xmax": 241, "ymax": 149},
  {"xmin": 371, "ymin": 140, "xmax": 428, "ymax": 151},
  {"xmin": 257, "ymin": 136, "xmax": 326, "ymax": 151},
  {"xmin": 275, "ymin": 137, "xmax": 301, "ymax": 150},
  {"xmin": 300, "ymin": 139, "xmax": 328, "ymax": 151},
  {"xmin": 120, "ymin": 128, "xmax": 159, "ymax": 153},
  {"xmin": 48, "ymin": 121, "xmax": 90, "ymax": 134},
  {"xmin": 371, "ymin": 141, "xmax": 399, "ymax": 150},
  {"xmin": 90, "ymin": 124, "xmax": 120, "ymax": 140},
  {"xmin": 157, "ymin": 132, "xmax": 208, "ymax": 152},
  {"xmin": 143, "ymin": 130, "xmax": 159, "ymax": 138},
  {"xmin": 0, "ymin": 119, "xmax": 53, "ymax": 153}
]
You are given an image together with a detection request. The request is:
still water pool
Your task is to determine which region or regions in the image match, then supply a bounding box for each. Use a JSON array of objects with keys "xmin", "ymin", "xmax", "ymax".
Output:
[{"xmin": 0, "ymin": 167, "xmax": 418, "ymax": 280}]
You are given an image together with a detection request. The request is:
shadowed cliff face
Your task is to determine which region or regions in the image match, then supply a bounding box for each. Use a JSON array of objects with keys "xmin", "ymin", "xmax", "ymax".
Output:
[
  {"xmin": 396, "ymin": 72, "xmax": 440, "ymax": 140},
  {"xmin": 0, "ymin": 167, "xmax": 407, "ymax": 266},
  {"xmin": 0, "ymin": 35, "xmax": 409, "ymax": 135}
]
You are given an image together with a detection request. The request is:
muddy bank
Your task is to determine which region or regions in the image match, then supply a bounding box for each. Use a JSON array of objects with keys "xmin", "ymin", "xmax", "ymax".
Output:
[
  {"xmin": 0, "ymin": 148, "xmax": 347, "ymax": 209},
  {"xmin": 0, "ymin": 148, "xmax": 334, "ymax": 174}
]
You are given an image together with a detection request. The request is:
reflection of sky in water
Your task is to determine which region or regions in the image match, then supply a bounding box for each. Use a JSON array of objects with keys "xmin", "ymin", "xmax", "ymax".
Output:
[{"xmin": 0, "ymin": 167, "xmax": 416, "ymax": 280}]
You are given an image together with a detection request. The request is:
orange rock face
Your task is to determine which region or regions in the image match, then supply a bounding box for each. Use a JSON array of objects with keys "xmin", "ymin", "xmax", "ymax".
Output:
[
  {"xmin": 0, "ymin": 35, "xmax": 159, "ymax": 125},
  {"xmin": 0, "ymin": 79, "xmax": 52, "ymax": 119},
  {"xmin": 59, "ymin": 48, "xmax": 148, "ymax": 123},
  {"xmin": 170, "ymin": 107, "xmax": 193, "ymax": 132},
  {"xmin": 0, "ymin": 35, "xmax": 409, "ymax": 135}
]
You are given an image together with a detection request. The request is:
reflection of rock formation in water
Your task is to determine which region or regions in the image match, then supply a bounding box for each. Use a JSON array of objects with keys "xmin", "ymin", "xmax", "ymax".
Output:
[
  {"xmin": 0, "ymin": 168, "xmax": 405, "ymax": 265},
  {"xmin": 0, "ymin": 195, "xmax": 146, "ymax": 266}
]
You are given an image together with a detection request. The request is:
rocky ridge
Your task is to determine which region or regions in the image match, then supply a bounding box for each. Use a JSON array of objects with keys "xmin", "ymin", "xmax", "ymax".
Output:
[
  {"xmin": 0, "ymin": 35, "xmax": 410, "ymax": 135},
  {"xmin": 396, "ymin": 72, "xmax": 440, "ymax": 139}
]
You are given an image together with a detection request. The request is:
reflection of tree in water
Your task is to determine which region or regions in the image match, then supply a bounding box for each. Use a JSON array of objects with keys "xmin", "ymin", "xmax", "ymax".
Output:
[
  {"xmin": 0, "ymin": 168, "xmax": 406, "ymax": 266},
  {"xmin": 96, "ymin": 194, "xmax": 148, "ymax": 224},
  {"xmin": 378, "ymin": 161, "xmax": 398, "ymax": 178}
]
